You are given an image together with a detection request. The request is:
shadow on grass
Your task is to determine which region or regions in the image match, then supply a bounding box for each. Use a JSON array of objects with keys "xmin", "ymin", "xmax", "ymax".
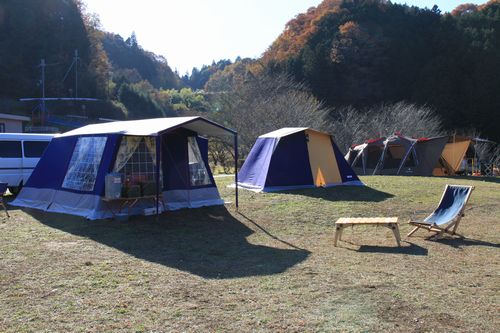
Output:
[
  {"xmin": 356, "ymin": 242, "xmax": 428, "ymax": 256},
  {"xmin": 280, "ymin": 185, "xmax": 393, "ymax": 202},
  {"xmin": 24, "ymin": 206, "xmax": 310, "ymax": 279},
  {"xmin": 432, "ymin": 237, "xmax": 500, "ymax": 249}
]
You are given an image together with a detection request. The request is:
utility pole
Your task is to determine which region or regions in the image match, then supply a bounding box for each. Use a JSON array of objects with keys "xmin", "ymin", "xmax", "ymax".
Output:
[
  {"xmin": 63, "ymin": 49, "xmax": 80, "ymax": 98},
  {"xmin": 74, "ymin": 49, "xmax": 79, "ymax": 99},
  {"xmin": 39, "ymin": 59, "xmax": 46, "ymax": 125}
]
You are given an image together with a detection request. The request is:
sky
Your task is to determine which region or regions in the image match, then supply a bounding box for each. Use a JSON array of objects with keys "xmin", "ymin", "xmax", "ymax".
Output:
[{"xmin": 83, "ymin": 0, "xmax": 486, "ymax": 75}]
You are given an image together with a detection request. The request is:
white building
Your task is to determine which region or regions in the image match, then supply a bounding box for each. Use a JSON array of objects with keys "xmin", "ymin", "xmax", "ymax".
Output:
[{"xmin": 0, "ymin": 113, "xmax": 31, "ymax": 133}]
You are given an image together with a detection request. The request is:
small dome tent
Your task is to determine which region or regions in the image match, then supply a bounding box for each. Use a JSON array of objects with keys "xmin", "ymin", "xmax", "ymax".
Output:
[
  {"xmin": 11, "ymin": 117, "xmax": 236, "ymax": 219},
  {"xmin": 345, "ymin": 134, "xmax": 448, "ymax": 176},
  {"xmin": 237, "ymin": 128, "xmax": 363, "ymax": 192}
]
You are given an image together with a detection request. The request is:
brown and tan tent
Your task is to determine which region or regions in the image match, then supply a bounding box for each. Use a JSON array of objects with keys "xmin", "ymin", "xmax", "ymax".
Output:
[
  {"xmin": 345, "ymin": 134, "xmax": 448, "ymax": 176},
  {"xmin": 433, "ymin": 136, "xmax": 472, "ymax": 176}
]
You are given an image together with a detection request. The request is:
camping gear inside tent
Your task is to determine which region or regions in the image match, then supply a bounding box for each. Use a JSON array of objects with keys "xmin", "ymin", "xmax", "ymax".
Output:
[
  {"xmin": 345, "ymin": 134, "xmax": 448, "ymax": 176},
  {"xmin": 11, "ymin": 117, "xmax": 237, "ymax": 219},
  {"xmin": 237, "ymin": 128, "xmax": 363, "ymax": 192}
]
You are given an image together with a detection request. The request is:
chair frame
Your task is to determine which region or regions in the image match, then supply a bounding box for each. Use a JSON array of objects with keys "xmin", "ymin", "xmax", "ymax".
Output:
[
  {"xmin": 0, "ymin": 182, "xmax": 10, "ymax": 218},
  {"xmin": 407, "ymin": 185, "xmax": 474, "ymax": 239}
]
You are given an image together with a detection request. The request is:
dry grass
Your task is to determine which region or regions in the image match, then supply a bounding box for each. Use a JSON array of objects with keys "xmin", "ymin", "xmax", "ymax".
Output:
[{"xmin": 0, "ymin": 176, "xmax": 498, "ymax": 332}]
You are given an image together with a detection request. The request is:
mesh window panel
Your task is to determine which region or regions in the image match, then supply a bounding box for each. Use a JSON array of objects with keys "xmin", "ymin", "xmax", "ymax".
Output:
[{"xmin": 62, "ymin": 136, "xmax": 107, "ymax": 191}]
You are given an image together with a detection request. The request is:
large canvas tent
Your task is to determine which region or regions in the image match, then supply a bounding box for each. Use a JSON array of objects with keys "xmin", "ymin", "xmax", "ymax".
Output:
[
  {"xmin": 237, "ymin": 128, "xmax": 363, "ymax": 192},
  {"xmin": 11, "ymin": 117, "xmax": 237, "ymax": 219},
  {"xmin": 345, "ymin": 134, "xmax": 448, "ymax": 176}
]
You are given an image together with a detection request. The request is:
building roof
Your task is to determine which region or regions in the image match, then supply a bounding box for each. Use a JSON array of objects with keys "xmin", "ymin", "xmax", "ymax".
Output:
[
  {"xmin": 0, "ymin": 113, "xmax": 31, "ymax": 122},
  {"xmin": 59, "ymin": 116, "xmax": 236, "ymax": 138}
]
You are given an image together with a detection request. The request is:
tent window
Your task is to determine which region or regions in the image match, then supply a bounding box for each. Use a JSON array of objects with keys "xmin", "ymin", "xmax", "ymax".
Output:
[
  {"xmin": 348, "ymin": 150, "xmax": 358, "ymax": 164},
  {"xmin": 403, "ymin": 149, "xmax": 416, "ymax": 167},
  {"xmin": 62, "ymin": 136, "xmax": 107, "ymax": 191},
  {"xmin": 384, "ymin": 145, "xmax": 406, "ymax": 169},
  {"xmin": 352, "ymin": 151, "xmax": 363, "ymax": 168},
  {"xmin": 388, "ymin": 145, "xmax": 406, "ymax": 159},
  {"xmin": 366, "ymin": 146, "xmax": 383, "ymax": 169},
  {"xmin": 113, "ymin": 136, "xmax": 160, "ymax": 197},
  {"xmin": 188, "ymin": 137, "xmax": 211, "ymax": 186}
]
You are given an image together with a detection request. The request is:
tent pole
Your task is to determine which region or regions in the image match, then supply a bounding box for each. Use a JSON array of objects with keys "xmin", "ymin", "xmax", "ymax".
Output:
[
  {"xmin": 234, "ymin": 133, "xmax": 239, "ymax": 210},
  {"xmin": 155, "ymin": 135, "xmax": 161, "ymax": 218}
]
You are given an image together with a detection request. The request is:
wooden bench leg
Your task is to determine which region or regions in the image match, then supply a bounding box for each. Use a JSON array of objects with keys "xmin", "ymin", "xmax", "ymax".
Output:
[
  {"xmin": 407, "ymin": 225, "xmax": 420, "ymax": 237},
  {"xmin": 390, "ymin": 223, "xmax": 401, "ymax": 247},
  {"xmin": 334, "ymin": 225, "xmax": 344, "ymax": 247}
]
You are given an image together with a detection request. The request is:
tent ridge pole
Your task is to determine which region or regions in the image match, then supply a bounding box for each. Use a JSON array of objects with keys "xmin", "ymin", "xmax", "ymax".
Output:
[
  {"xmin": 234, "ymin": 134, "xmax": 239, "ymax": 210},
  {"xmin": 155, "ymin": 135, "xmax": 161, "ymax": 219}
]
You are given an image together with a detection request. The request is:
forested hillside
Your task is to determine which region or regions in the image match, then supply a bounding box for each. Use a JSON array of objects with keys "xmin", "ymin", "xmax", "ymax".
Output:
[
  {"xmin": 0, "ymin": 0, "xmax": 107, "ymax": 99},
  {"xmin": 102, "ymin": 32, "xmax": 180, "ymax": 90},
  {"xmin": 0, "ymin": 0, "xmax": 185, "ymax": 121},
  {"xmin": 261, "ymin": 0, "xmax": 500, "ymax": 141},
  {"xmin": 0, "ymin": 0, "xmax": 498, "ymax": 143}
]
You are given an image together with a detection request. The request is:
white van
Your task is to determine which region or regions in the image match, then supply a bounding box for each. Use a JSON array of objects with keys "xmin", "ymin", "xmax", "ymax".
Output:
[{"xmin": 0, "ymin": 133, "xmax": 55, "ymax": 193}]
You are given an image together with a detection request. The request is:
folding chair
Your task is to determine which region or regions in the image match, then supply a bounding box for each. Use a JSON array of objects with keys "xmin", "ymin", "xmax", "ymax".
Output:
[
  {"xmin": 407, "ymin": 185, "xmax": 474, "ymax": 239},
  {"xmin": 0, "ymin": 182, "xmax": 10, "ymax": 217}
]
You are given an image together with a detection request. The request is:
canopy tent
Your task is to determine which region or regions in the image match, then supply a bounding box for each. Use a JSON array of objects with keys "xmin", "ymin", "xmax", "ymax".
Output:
[
  {"xmin": 237, "ymin": 128, "xmax": 363, "ymax": 192},
  {"xmin": 345, "ymin": 134, "xmax": 448, "ymax": 176},
  {"xmin": 11, "ymin": 117, "xmax": 237, "ymax": 219}
]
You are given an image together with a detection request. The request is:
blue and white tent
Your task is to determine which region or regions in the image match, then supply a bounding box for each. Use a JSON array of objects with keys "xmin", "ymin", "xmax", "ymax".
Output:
[
  {"xmin": 11, "ymin": 117, "xmax": 236, "ymax": 219},
  {"xmin": 237, "ymin": 128, "xmax": 363, "ymax": 192}
]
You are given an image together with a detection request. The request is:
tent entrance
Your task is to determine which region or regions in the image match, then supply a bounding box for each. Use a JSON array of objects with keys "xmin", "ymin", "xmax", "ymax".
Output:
[
  {"xmin": 188, "ymin": 136, "xmax": 212, "ymax": 186},
  {"xmin": 113, "ymin": 136, "xmax": 160, "ymax": 198},
  {"xmin": 305, "ymin": 130, "xmax": 341, "ymax": 186}
]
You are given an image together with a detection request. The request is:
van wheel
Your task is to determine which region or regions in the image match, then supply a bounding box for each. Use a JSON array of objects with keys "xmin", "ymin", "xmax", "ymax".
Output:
[
  {"xmin": 9, "ymin": 182, "xmax": 22, "ymax": 195},
  {"xmin": 8, "ymin": 187, "xmax": 20, "ymax": 195}
]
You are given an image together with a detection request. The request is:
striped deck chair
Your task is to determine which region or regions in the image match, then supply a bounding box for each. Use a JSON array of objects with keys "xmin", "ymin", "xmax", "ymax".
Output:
[{"xmin": 407, "ymin": 185, "xmax": 474, "ymax": 239}]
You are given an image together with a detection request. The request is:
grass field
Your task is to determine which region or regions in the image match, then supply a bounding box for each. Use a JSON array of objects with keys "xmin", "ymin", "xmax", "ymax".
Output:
[{"xmin": 0, "ymin": 176, "xmax": 498, "ymax": 332}]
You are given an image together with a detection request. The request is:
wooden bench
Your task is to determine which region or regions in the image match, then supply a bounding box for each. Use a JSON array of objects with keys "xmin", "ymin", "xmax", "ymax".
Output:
[{"xmin": 334, "ymin": 217, "xmax": 401, "ymax": 247}]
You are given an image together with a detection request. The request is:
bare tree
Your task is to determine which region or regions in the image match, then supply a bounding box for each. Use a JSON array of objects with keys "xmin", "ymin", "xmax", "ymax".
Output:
[
  {"xmin": 329, "ymin": 102, "xmax": 444, "ymax": 153},
  {"xmin": 211, "ymin": 73, "xmax": 331, "ymax": 155}
]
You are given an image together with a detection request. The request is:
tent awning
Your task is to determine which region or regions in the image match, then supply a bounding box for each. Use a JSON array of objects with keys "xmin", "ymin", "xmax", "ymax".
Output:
[{"xmin": 58, "ymin": 116, "xmax": 236, "ymax": 138}]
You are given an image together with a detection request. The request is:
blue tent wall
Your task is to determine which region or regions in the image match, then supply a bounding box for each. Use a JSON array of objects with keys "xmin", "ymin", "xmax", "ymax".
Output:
[
  {"xmin": 265, "ymin": 132, "xmax": 313, "ymax": 188},
  {"xmin": 22, "ymin": 134, "xmax": 120, "ymax": 195},
  {"xmin": 23, "ymin": 136, "xmax": 77, "ymax": 190},
  {"xmin": 331, "ymin": 138, "xmax": 361, "ymax": 183},
  {"xmin": 237, "ymin": 137, "xmax": 276, "ymax": 189}
]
